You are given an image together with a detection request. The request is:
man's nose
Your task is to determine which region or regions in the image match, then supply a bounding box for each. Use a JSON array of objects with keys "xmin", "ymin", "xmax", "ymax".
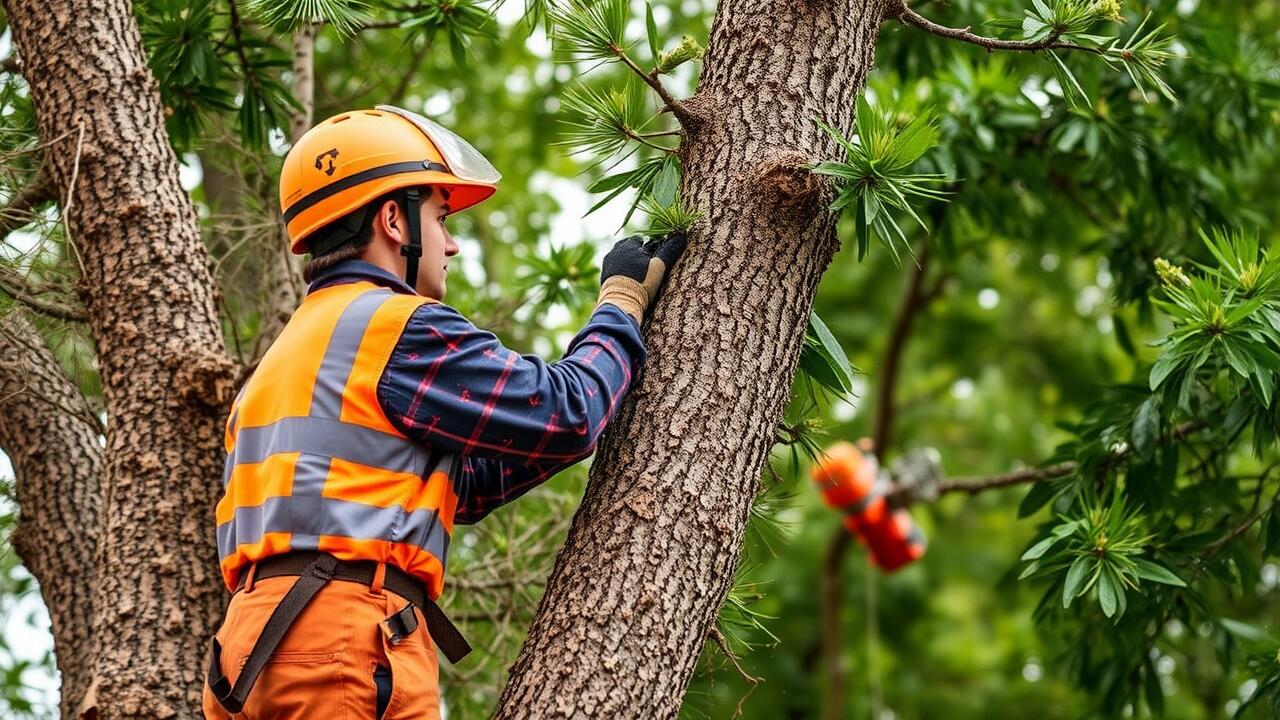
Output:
[{"xmin": 445, "ymin": 232, "xmax": 460, "ymax": 257}]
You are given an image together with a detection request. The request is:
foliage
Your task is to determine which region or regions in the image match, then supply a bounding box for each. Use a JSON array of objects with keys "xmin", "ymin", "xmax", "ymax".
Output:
[
  {"xmin": 800, "ymin": 312, "xmax": 859, "ymax": 396},
  {"xmin": 2, "ymin": 0, "xmax": 1280, "ymax": 718},
  {"xmin": 245, "ymin": 0, "xmax": 368, "ymax": 35},
  {"xmin": 986, "ymin": 0, "xmax": 1176, "ymax": 106},
  {"xmin": 813, "ymin": 103, "xmax": 948, "ymax": 264}
]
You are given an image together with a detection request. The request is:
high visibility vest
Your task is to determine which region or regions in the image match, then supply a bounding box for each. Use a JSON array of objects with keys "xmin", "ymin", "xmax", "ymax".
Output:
[{"xmin": 216, "ymin": 281, "xmax": 459, "ymax": 599}]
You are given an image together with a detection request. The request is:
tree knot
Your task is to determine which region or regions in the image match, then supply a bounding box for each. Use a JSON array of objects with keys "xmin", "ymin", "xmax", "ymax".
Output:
[
  {"xmin": 755, "ymin": 150, "xmax": 826, "ymax": 216},
  {"xmin": 168, "ymin": 342, "xmax": 239, "ymax": 411}
]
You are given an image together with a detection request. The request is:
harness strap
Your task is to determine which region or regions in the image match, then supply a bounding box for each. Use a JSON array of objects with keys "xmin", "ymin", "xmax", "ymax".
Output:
[
  {"xmin": 401, "ymin": 187, "xmax": 423, "ymax": 289},
  {"xmin": 207, "ymin": 552, "xmax": 472, "ymax": 713},
  {"xmin": 207, "ymin": 554, "xmax": 338, "ymax": 714}
]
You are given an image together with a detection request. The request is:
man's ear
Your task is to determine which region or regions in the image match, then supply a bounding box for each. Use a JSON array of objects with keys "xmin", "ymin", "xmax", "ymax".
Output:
[{"xmin": 376, "ymin": 199, "xmax": 403, "ymax": 245}]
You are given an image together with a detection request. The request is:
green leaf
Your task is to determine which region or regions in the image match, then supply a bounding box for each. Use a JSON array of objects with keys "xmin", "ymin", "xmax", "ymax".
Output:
[
  {"xmin": 854, "ymin": 194, "xmax": 869, "ymax": 262},
  {"xmin": 1021, "ymin": 535, "xmax": 1059, "ymax": 561},
  {"xmin": 881, "ymin": 113, "xmax": 939, "ymax": 172},
  {"xmin": 1018, "ymin": 482, "xmax": 1058, "ymax": 518},
  {"xmin": 1131, "ymin": 558, "xmax": 1186, "ymax": 587},
  {"xmin": 652, "ymin": 159, "xmax": 679, "ymax": 207},
  {"xmin": 1265, "ymin": 510, "xmax": 1280, "ymax": 558},
  {"xmin": 799, "ymin": 312, "xmax": 857, "ymax": 394},
  {"xmin": 1062, "ymin": 555, "xmax": 1092, "ymax": 608},
  {"xmin": 1131, "ymin": 395, "xmax": 1160, "ymax": 459},
  {"xmin": 246, "ymin": 0, "xmax": 369, "ymax": 35},
  {"xmin": 645, "ymin": 3, "xmax": 659, "ymax": 61},
  {"xmin": 1220, "ymin": 618, "xmax": 1279, "ymax": 647},
  {"xmin": 1143, "ymin": 657, "xmax": 1165, "ymax": 717},
  {"xmin": 550, "ymin": 0, "xmax": 632, "ymax": 63},
  {"xmin": 588, "ymin": 169, "xmax": 641, "ymax": 194},
  {"xmin": 1050, "ymin": 51, "xmax": 1091, "ymax": 108},
  {"xmin": 1098, "ymin": 567, "xmax": 1119, "ymax": 617},
  {"xmin": 1113, "ymin": 314, "xmax": 1136, "ymax": 356},
  {"xmin": 1149, "ymin": 348, "xmax": 1185, "ymax": 390}
]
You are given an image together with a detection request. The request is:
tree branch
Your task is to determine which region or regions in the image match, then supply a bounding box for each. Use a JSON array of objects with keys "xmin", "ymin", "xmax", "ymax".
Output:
[
  {"xmin": 0, "ymin": 54, "xmax": 22, "ymax": 75},
  {"xmin": 820, "ymin": 241, "xmax": 938, "ymax": 720},
  {"xmin": 933, "ymin": 462, "xmax": 1077, "ymax": 496},
  {"xmin": 615, "ymin": 49, "xmax": 699, "ymax": 128},
  {"xmin": 0, "ymin": 265, "xmax": 86, "ymax": 322},
  {"xmin": 0, "ymin": 164, "xmax": 56, "ymax": 240},
  {"xmin": 887, "ymin": 420, "xmax": 1208, "ymax": 506},
  {"xmin": 0, "ymin": 168, "xmax": 85, "ymax": 321},
  {"xmin": 873, "ymin": 242, "xmax": 933, "ymax": 454},
  {"xmin": 890, "ymin": 1, "xmax": 1102, "ymax": 55},
  {"xmin": 1203, "ymin": 464, "xmax": 1280, "ymax": 556},
  {"xmin": 0, "ymin": 311, "xmax": 102, "ymax": 714}
]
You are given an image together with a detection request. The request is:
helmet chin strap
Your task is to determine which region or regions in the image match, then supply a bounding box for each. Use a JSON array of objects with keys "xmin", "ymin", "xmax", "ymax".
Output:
[{"xmin": 401, "ymin": 187, "xmax": 423, "ymax": 292}]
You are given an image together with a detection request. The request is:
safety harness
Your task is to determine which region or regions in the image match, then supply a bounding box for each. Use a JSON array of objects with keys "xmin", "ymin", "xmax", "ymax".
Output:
[{"xmin": 207, "ymin": 552, "xmax": 470, "ymax": 714}]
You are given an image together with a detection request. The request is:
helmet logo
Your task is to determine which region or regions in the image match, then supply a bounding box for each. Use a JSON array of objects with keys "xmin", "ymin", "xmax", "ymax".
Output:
[{"xmin": 314, "ymin": 148, "xmax": 339, "ymax": 176}]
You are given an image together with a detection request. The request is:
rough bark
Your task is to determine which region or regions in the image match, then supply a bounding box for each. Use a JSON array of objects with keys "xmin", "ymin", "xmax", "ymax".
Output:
[
  {"xmin": 495, "ymin": 1, "xmax": 889, "ymax": 716},
  {"xmin": 0, "ymin": 312, "xmax": 102, "ymax": 718},
  {"xmin": 4, "ymin": 0, "xmax": 237, "ymax": 716}
]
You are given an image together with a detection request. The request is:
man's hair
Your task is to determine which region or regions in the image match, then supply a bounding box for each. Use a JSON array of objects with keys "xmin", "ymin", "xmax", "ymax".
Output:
[{"xmin": 301, "ymin": 186, "xmax": 433, "ymax": 282}]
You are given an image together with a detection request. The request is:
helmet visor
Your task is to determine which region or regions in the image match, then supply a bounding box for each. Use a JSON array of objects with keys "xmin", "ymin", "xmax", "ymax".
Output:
[{"xmin": 376, "ymin": 104, "xmax": 501, "ymax": 185}]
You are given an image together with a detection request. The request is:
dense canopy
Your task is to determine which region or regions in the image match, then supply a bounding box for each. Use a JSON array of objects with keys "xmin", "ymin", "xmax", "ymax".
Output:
[{"xmin": 1, "ymin": 0, "xmax": 1278, "ymax": 717}]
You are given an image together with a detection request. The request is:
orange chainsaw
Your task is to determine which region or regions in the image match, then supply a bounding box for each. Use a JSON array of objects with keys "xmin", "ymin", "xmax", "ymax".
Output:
[{"xmin": 811, "ymin": 440, "xmax": 940, "ymax": 573}]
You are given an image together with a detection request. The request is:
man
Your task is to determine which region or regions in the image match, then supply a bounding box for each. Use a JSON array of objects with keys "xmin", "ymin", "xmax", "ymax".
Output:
[{"xmin": 204, "ymin": 105, "xmax": 685, "ymax": 719}]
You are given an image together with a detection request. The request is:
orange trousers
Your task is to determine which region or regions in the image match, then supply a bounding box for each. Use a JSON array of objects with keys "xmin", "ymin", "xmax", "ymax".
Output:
[{"xmin": 203, "ymin": 570, "xmax": 441, "ymax": 719}]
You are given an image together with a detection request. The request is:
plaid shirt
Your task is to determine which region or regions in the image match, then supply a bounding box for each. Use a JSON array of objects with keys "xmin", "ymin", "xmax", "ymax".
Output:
[{"xmin": 309, "ymin": 260, "xmax": 645, "ymax": 524}]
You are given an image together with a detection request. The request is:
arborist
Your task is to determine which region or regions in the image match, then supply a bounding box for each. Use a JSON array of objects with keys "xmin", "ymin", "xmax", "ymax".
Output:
[{"xmin": 203, "ymin": 105, "xmax": 686, "ymax": 719}]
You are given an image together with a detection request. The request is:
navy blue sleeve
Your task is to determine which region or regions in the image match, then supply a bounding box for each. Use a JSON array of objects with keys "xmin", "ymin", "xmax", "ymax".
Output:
[{"xmin": 378, "ymin": 302, "xmax": 645, "ymax": 523}]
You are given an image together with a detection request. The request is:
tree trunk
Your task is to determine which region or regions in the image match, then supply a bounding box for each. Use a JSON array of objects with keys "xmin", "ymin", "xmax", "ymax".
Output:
[
  {"xmin": 4, "ymin": 0, "xmax": 237, "ymax": 716},
  {"xmin": 0, "ymin": 313, "xmax": 102, "ymax": 718},
  {"xmin": 496, "ymin": 1, "xmax": 889, "ymax": 716}
]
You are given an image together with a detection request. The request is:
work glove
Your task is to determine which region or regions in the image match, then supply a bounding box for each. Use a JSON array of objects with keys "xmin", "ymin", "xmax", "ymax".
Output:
[{"xmin": 596, "ymin": 232, "xmax": 688, "ymax": 324}]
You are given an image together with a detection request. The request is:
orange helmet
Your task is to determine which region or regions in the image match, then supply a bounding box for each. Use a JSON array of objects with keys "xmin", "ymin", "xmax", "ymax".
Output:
[{"xmin": 280, "ymin": 105, "xmax": 500, "ymax": 255}]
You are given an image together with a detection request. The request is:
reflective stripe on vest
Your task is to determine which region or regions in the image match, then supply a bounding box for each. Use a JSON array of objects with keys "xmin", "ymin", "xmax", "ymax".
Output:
[{"xmin": 216, "ymin": 282, "xmax": 458, "ymax": 598}]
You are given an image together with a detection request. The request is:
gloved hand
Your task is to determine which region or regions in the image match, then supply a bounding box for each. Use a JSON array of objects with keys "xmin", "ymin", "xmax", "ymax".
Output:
[{"xmin": 596, "ymin": 232, "xmax": 688, "ymax": 323}]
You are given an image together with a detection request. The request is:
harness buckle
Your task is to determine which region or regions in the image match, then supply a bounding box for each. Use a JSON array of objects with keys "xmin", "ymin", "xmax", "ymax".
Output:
[
  {"xmin": 309, "ymin": 554, "xmax": 337, "ymax": 581},
  {"xmin": 380, "ymin": 604, "xmax": 419, "ymax": 646}
]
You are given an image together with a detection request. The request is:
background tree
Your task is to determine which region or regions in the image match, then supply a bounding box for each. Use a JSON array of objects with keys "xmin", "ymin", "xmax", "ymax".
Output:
[{"xmin": 0, "ymin": 0, "xmax": 1277, "ymax": 719}]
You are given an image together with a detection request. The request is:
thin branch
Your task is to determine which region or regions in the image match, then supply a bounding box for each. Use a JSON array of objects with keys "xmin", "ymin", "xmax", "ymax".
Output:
[
  {"xmin": 709, "ymin": 626, "xmax": 761, "ymax": 685},
  {"xmin": 820, "ymin": 239, "xmax": 938, "ymax": 720},
  {"xmin": 357, "ymin": 17, "xmax": 410, "ymax": 31},
  {"xmin": 388, "ymin": 37, "xmax": 435, "ymax": 106},
  {"xmin": 1203, "ymin": 464, "xmax": 1280, "ymax": 556},
  {"xmin": 226, "ymin": 0, "xmax": 266, "ymax": 105},
  {"xmin": 61, "ymin": 123, "xmax": 87, "ymax": 275},
  {"xmin": 0, "ymin": 55, "xmax": 23, "ymax": 76},
  {"xmin": 888, "ymin": 420, "xmax": 1207, "ymax": 506},
  {"xmin": 818, "ymin": 531, "xmax": 852, "ymax": 720},
  {"xmin": 353, "ymin": 4, "xmax": 437, "ymax": 32},
  {"xmin": 622, "ymin": 125, "xmax": 678, "ymax": 154},
  {"xmin": 934, "ymin": 462, "xmax": 1077, "ymax": 496},
  {"xmin": 891, "ymin": 1, "xmax": 1102, "ymax": 55},
  {"xmin": 873, "ymin": 241, "xmax": 933, "ymax": 454},
  {"xmin": 0, "ymin": 164, "xmax": 84, "ymax": 322},
  {"xmin": 0, "ymin": 164, "xmax": 56, "ymax": 241},
  {"xmin": 614, "ymin": 47, "xmax": 698, "ymax": 128},
  {"xmin": 0, "ymin": 266, "xmax": 85, "ymax": 322}
]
